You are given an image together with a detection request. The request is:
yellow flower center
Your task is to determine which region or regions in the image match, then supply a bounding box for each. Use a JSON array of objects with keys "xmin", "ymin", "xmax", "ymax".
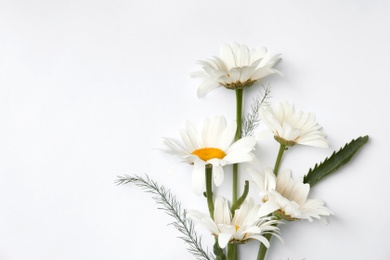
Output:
[
  {"xmin": 191, "ymin": 147, "xmax": 226, "ymax": 161},
  {"xmin": 235, "ymin": 225, "xmax": 240, "ymax": 231}
]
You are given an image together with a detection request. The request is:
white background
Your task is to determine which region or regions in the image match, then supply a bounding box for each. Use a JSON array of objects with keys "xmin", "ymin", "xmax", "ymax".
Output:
[{"xmin": 0, "ymin": 1, "xmax": 389, "ymax": 259}]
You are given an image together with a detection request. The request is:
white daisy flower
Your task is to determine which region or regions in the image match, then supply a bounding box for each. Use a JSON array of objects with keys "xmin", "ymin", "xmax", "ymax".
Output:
[
  {"xmin": 163, "ymin": 116, "xmax": 256, "ymax": 194},
  {"xmin": 249, "ymin": 168, "xmax": 332, "ymax": 222},
  {"xmin": 260, "ymin": 101, "xmax": 328, "ymax": 148},
  {"xmin": 192, "ymin": 43, "xmax": 281, "ymax": 98},
  {"xmin": 187, "ymin": 197, "xmax": 280, "ymax": 248}
]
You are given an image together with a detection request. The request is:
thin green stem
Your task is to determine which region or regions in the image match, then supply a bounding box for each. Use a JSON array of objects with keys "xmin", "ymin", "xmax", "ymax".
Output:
[
  {"xmin": 214, "ymin": 238, "xmax": 226, "ymax": 260},
  {"xmin": 235, "ymin": 89, "xmax": 243, "ymax": 140},
  {"xmin": 232, "ymin": 88, "xmax": 243, "ymax": 204},
  {"xmin": 227, "ymin": 244, "xmax": 236, "ymax": 260},
  {"xmin": 230, "ymin": 88, "xmax": 243, "ymax": 260},
  {"xmin": 274, "ymin": 144, "xmax": 286, "ymax": 176},
  {"xmin": 256, "ymin": 233, "xmax": 273, "ymax": 260},
  {"xmin": 230, "ymin": 181, "xmax": 249, "ymax": 214},
  {"xmin": 232, "ymin": 164, "xmax": 238, "ymax": 203},
  {"xmin": 205, "ymin": 164, "xmax": 214, "ymax": 219},
  {"xmin": 256, "ymin": 144, "xmax": 286, "ymax": 260}
]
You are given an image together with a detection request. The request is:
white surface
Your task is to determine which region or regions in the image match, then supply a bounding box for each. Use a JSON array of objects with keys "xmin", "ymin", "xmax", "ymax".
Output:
[{"xmin": 0, "ymin": 1, "xmax": 389, "ymax": 259}]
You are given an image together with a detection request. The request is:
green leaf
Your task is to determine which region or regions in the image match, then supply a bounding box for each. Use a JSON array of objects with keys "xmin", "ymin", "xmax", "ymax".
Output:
[{"xmin": 303, "ymin": 135, "xmax": 369, "ymax": 187}]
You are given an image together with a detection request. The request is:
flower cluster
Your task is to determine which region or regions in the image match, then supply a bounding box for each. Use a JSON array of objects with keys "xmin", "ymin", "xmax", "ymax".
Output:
[{"xmin": 120, "ymin": 43, "xmax": 368, "ymax": 260}]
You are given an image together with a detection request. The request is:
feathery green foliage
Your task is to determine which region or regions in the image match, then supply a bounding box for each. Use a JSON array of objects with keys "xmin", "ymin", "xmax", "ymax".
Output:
[
  {"xmin": 116, "ymin": 175, "xmax": 214, "ymax": 260},
  {"xmin": 303, "ymin": 135, "xmax": 369, "ymax": 187},
  {"xmin": 241, "ymin": 85, "xmax": 271, "ymax": 137}
]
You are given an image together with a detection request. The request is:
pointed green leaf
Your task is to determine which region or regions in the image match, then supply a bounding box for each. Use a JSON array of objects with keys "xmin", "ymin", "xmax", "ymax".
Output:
[{"xmin": 303, "ymin": 135, "xmax": 369, "ymax": 187}]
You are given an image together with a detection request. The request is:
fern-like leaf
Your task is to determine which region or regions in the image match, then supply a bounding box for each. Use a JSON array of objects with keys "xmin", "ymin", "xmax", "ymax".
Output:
[
  {"xmin": 241, "ymin": 84, "xmax": 271, "ymax": 137},
  {"xmin": 115, "ymin": 174, "xmax": 214, "ymax": 260},
  {"xmin": 303, "ymin": 135, "xmax": 369, "ymax": 187}
]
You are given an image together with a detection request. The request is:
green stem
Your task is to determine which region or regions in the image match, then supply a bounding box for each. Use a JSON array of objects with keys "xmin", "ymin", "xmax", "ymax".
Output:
[
  {"xmin": 227, "ymin": 244, "xmax": 236, "ymax": 260},
  {"xmin": 235, "ymin": 88, "xmax": 243, "ymax": 140},
  {"xmin": 214, "ymin": 239, "xmax": 226, "ymax": 260},
  {"xmin": 230, "ymin": 181, "xmax": 249, "ymax": 214},
  {"xmin": 230, "ymin": 88, "xmax": 243, "ymax": 260},
  {"xmin": 232, "ymin": 88, "xmax": 243, "ymax": 204},
  {"xmin": 257, "ymin": 144, "xmax": 286, "ymax": 260},
  {"xmin": 232, "ymin": 164, "xmax": 238, "ymax": 203},
  {"xmin": 256, "ymin": 233, "xmax": 273, "ymax": 260},
  {"xmin": 205, "ymin": 164, "xmax": 214, "ymax": 219},
  {"xmin": 274, "ymin": 144, "xmax": 286, "ymax": 176}
]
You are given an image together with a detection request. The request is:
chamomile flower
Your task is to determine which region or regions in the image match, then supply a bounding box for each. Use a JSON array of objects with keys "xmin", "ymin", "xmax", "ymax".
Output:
[
  {"xmin": 192, "ymin": 43, "xmax": 281, "ymax": 98},
  {"xmin": 249, "ymin": 168, "xmax": 332, "ymax": 222},
  {"xmin": 163, "ymin": 116, "xmax": 256, "ymax": 194},
  {"xmin": 187, "ymin": 197, "xmax": 280, "ymax": 248},
  {"xmin": 260, "ymin": 101, "xmax": 328, "ymax": 148}
]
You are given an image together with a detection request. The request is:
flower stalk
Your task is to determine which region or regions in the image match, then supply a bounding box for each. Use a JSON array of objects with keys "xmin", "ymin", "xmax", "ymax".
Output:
[
  {"xmin": 205, "ymin": 164, "xmax": 227, "ymax": 260},
  {"xmin": 227, "ymin": 244, "xmax": 236, "ymax": 260},
  {"xmin": 233, "ymin": 88, "xmax": 243, "ymax": 204},
  {"xmin": 256, "ymin": 143, "xmax": 286, "ymax": 260},
  {"xmin": 256, "ymin": 233, "xmax": 272, "ymax": 260},
  {"xmin": 205, "ymin": 164, "xmax": 214, "ymax": 219},
  {"xmin": 231, "ymin": 88, "xmax": 244, "ymax": 260},
  {"xmin": 274, "ymin": 143, "xmax": 286, "ymax": 175},
  {"xmin": 230, "ymin": 180, "xmax": 249, "ymax": 214},
  {"xmin": 214, "ymin": 240, "xmax": 227, "ymax": 260}
]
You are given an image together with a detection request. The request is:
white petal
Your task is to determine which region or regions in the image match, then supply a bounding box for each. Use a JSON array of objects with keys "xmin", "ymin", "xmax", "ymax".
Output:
[
  {"xmin": 227, "ymin": 136, "xmax": 256, "ymax": 154},
  {"xmin": 242, "ymin": 225, "xmax": 261, "ymax": 234},
  {"xmin": 214, "ymin": 197, "xmax": 231, "ymax": 225},
  {"xmin": 249, "ymin": 235, "xmax": 270, "ymax": 247},
  {"xmin": 220, "ymin": 43, "xmax": 239, "ymax": 68},
  {"xmin": 276, "ymin": 169, "xmax": 292, "ymax": 195},
  {"xmin": 218, "ymin": 120, "xmax": 237, "ymax": 150},
  {"xmin": 218, "ymin": 232, "xmax": 234, "ymax": 249},
  {"xmin": 258, "ymin": 201, "xmax": 280, "ymax": 217},
  {"xmin": 290, "ymin": 182, "xmax": 310, "ymax": 206},
  {"xmin": 187, "ymin": 210, "xmax": 219, "ymax": 235},
  {"xmin": 213, "ymin": 164, "xmax": 225, "ymax": 187},
  {"xmin": 264, "ymin": 168, "xmax": 277, "ymax": 191},
  {"xmin": 247, "ymin": 168, "xmax": 265, "ymax": 192},
  {"xmin": 231, "ymin": 200, "xmax": 250, "ymax": 226},
  {"xmin": 237, "ymin": 44, "xmax": 250, "ymax": 67},
  {"xmin": 184, "ymin": 120, "xmax": 201, "ymax": 149},
  {"xmin": 192, "ymin": 161, "xmax": 206, "ymax": 195},
  {"xmin": 197, "ymin": 80, "xmax": 220, "ymax": 98}
]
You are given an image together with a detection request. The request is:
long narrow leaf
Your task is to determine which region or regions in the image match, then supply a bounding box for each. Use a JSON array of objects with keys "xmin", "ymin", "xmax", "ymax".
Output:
[{"xmin": 303, "ymin": 135, "xmax": 369, "ymax": 187}]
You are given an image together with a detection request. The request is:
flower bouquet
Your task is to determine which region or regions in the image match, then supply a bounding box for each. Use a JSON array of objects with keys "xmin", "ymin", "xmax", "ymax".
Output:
[{"xmin": 116, "ymin": 43, "xmax": 368, "ymax": 260}]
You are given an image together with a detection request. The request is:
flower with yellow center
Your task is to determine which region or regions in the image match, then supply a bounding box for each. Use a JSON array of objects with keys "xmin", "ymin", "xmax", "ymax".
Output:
[
  {"xmin": 248, "ymin": 167, "xmax": 332, "ymax": 222},
  {"xmin": 187, "ymin": 197, "xmax": 280, "ymax": 248},
  {"xmin": 260, "ymin": 101, "xmax": 329, "ymax": 148},
  {"xmin": 192, "ymin": 42, "xmax": 281, "ymax": 98},
  {"xmin": 163, "ymin": 116, "xmax": 256, "ymax": 194}
]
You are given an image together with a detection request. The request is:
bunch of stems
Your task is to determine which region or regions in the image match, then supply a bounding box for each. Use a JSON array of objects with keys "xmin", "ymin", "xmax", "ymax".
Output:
[{"xmin": 204, "ymin": 88, "xmax": 286, "ymax": 260}]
